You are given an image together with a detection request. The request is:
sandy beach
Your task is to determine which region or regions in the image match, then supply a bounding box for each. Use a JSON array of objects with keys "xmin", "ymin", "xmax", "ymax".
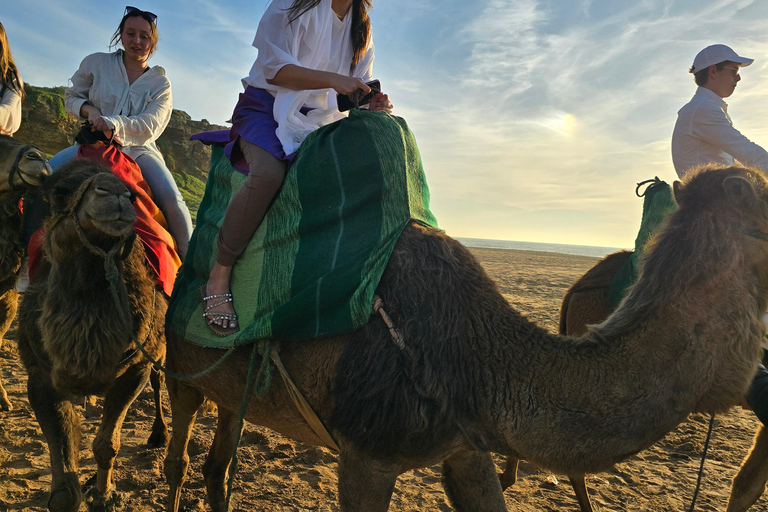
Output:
[{"xmin": 0, "ymin": 246, "xmax": 764, "ymax": 511}]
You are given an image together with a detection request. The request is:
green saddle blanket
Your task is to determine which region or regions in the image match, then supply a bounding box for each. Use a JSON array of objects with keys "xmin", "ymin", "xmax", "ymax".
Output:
[
  {"xmin": 608, "ymin": 178, "xmax": 678, "ymax": 307},
  {"xmin": 166, "ymin": 110, "xmax": 437, "ymax": 348}
]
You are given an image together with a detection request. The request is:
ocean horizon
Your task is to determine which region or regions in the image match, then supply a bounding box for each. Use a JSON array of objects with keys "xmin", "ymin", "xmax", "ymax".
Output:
[{"xmin": 456, "ymin": 237, "xmax": 625, "ymax": 259}]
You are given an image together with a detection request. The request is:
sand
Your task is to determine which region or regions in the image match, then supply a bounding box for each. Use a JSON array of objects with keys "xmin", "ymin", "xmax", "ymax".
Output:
[{"xmin": 0, "ymin": 246, "xmax": 764, "ymax": 511}]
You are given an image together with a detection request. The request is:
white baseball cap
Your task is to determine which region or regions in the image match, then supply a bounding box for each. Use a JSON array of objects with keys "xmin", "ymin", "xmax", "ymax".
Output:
[{"xmin": 690, "ymin": 44, "xmax": 753, "ymax": 74}]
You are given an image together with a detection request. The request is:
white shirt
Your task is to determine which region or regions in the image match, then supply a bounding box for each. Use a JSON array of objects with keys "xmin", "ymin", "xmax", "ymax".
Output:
[
  {"xmin": 65, "ymin": 50, "xmax": 172, "ymax": 162},
  {"xmin": 671, "ymin": 87, "xmax": 768, "ymax": 177},
  {"xmin": 245, "ymin": 0, "xmax": 375, "ymax": 154},
  {"xmin": 0, "ymin": 80, "xmax": 22, "ymax": 136}
]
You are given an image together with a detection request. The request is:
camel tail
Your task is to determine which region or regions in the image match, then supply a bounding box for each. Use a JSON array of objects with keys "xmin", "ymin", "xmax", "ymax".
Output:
[{"xmin": 727, "ymin": 425, "xmax": 768, "ymax": 512}]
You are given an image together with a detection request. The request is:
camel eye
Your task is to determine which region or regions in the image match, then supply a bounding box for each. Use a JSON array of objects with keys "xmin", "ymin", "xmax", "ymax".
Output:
[{"xmin": 95, "ymin": 186, "xmax": 112, "ymax": 196}]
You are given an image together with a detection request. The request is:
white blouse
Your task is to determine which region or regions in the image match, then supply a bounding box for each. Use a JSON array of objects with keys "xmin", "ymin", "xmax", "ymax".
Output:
[
  {"xmin": 245, "ymin": 0, "xmax": 375, "ymax": 154},
  {"xmin": 0, "ymin": 80, "xmax": 22, "ymax": 136},
  {"xmin": 64, "ymin": 50, "xmax": 172, "ymax": 162}
]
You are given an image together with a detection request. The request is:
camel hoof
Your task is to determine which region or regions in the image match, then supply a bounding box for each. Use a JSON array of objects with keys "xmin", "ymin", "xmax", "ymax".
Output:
[
  {"xmin": 48, "ymin": 482, "xmax": 81, "ymax": 512},
  {"xmin": 146, "ymin": 427, "xmax": 170, "ymax": 449},
  {"xmin": 85, "ymin": 487, "xmax": 125, "ymax": 512},
  {"xmin": 0, "ymin": 397, "xmax": 11, "ymax": 411}
]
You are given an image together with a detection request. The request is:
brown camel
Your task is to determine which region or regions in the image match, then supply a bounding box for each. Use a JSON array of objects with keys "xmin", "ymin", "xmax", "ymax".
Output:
[
  {"xmin": 0, "ymin": 135, "xmax": 49, "ymax": 411},
  {"xmin": 499, "ymin": 249, "xmax": 632, "ymax": 511},
  {"xmin": 164, "ymin": 164, "xmax": 768, "ymax": 512},
  {"xmin": 16, "ymin": 160, "xmax": 168, "ymax": 512}
]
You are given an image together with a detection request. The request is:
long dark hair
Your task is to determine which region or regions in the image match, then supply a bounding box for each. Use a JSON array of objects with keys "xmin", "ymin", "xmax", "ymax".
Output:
[
  {"xmin": 0, "ymin": 22, "xmax": 24, "ymax": 99},
  {"xmin": 286, "ymin": 0, "xmax": 372, "ymax": 72},
  {"xmin": 109, "ymin": 9, "xmax": 160, "ymax": 58}
]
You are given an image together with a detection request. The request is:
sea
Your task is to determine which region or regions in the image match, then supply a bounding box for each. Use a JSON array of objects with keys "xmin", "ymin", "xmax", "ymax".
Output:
[{"xmin": 456, "ymin": 237, "xmax": 625, "ymax": 259}]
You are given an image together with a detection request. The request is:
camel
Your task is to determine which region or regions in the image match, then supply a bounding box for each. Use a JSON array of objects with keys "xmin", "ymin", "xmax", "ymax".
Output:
[
  {"xmin": 16, "ymin": 160, "xmax": 168, "ymax": 512},
  {"xmin": 163, "ymin": 164, "xmax": 768, "ymax": 512},
  {"xmin": 0, "ymin": 135, "xmax": 49, "ymax": 411},
  {"xmin": 547, "ymin": 217, "xmax": 768, "ymax": 512}
]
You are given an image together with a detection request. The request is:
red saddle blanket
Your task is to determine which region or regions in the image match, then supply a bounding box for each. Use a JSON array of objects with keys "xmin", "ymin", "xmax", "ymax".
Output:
[{"xmin": 28, "ymin": 143, "xmax": 181, "ymax": 295}]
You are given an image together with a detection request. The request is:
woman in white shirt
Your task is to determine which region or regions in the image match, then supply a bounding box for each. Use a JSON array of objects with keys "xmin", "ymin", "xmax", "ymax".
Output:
[
  {"xmin": 0, "ymin": 22, "xmax": 24, "ymax": 136},
  {"xmin": 202, "ymin": 0, "xmax": 393, "ymax": 335},
  {"xmin": 48, "ymin": 7, "xmax": 193, "ymax": 259}
]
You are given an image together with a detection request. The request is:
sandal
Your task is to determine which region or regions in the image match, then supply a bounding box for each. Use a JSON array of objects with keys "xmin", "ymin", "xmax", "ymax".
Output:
[{"xmin": 199, "ymin": 284, "xmax": 240, "ymax": 337}]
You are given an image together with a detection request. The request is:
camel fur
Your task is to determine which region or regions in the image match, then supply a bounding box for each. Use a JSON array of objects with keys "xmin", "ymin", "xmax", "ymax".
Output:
[
  {"xmin": 0, "ymin": 135, "xmax": 49, "ymax": 411},
  {"xmin": 16, "ymin": 160, "xmax": 168, "ymax": 512},
  {"xmin": 164, "ymin": 164, "xmax": 768, "ymax": 512}
]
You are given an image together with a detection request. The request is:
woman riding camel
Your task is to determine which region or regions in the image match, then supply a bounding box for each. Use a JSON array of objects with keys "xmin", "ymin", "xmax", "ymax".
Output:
[
  {"xmin": 201, "ymin": 0, "xmax": 393, "ymax": 336},
  {"xmin": 0, "ymin": 22, "xmax": 24, "ymax": 136},
  {"xmin": 47, "ymin": 6, "xmax": 193, "ymax": 260}
]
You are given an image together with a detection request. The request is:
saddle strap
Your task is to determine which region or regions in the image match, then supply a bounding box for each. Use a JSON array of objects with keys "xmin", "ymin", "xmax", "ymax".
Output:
[{"xmin": 269, "ymin": 346, "xmax": 341, "ymax": 452}]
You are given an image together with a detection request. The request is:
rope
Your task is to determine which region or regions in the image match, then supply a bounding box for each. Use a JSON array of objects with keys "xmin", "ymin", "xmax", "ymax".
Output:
[
  {"xmin": 224, "ymin": 339, "xmax": 273, "ymax": 511},
  {"xmin": 372, "ymin": 295, "xmax": 404, "ymax": 349},
  {"xmin": 635, "ymin": 176, "xmax": 662, "ymax": 197},
  {"xmin": 687, "ymin": 414, "xmax": 715, "ymax": 512}
]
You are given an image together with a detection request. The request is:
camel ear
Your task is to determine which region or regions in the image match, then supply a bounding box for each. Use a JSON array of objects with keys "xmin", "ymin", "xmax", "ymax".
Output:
[
  {"xmin": 723, "ymin": 175, "xmax": 758, "ymax": 211},
  {"xmin": 673, "ymin": 180, "xmax": 683, "ymax": 203}
]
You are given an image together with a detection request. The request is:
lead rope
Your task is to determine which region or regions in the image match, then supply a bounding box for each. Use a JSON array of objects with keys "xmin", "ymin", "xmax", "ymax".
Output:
[{"xmin": 687, "ymin": 414, "xmax": 715, "ymax": 512}]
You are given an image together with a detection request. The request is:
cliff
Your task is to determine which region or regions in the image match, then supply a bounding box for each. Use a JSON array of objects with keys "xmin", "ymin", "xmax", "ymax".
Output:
[{"xmin": 15, "ymin": 84, "xmax": 227, "ymax": 221}]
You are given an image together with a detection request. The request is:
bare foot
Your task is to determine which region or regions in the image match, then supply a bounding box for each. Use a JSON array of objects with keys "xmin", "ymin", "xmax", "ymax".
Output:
[{"xmin": 202, "ymin": 263, "xmax": 238, "ymax": 331}]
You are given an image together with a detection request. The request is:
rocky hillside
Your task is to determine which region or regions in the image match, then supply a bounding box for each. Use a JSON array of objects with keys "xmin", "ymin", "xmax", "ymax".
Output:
[{"xmin": 15, "ymin": 84, "xmax": 227, "ymax": 221}]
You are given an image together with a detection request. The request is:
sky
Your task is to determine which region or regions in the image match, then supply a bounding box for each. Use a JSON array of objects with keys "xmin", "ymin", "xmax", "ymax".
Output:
[{"xmin": 5, "ymin": 0, "xmax": 768, "ymax": 249}]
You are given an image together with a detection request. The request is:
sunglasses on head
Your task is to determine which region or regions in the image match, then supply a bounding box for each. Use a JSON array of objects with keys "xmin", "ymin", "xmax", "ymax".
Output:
[{"xmin": 124, "ymin": 6, "xmax": 157, "ymax": 23}]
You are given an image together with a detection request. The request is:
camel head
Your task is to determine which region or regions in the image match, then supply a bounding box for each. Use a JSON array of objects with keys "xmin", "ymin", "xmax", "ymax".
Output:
[
  {"xmin": 672, "ymin": 165, "xmax": 768, "ymax": 283},
  {"xmin": 0, "ymin": 134, "xmax": 50, "ymax": 192},
  {"xmin": 43, "ymin": 160, "xmax": 136, "ymax": 256}
]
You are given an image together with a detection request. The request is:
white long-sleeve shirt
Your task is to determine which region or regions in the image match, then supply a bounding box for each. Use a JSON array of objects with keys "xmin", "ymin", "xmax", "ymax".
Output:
[
  {"xmin": 671, "ymin": 87, "xmax": 768, "ymax": 177},
  {"xmin": 64, "ymin": 50, "xmax": 172, "ymax": 162},
  {"xmin": 0, "ymin": 80, "xmax": 22, "ymax": 136},
  {"xmin": 244, "ymin": 0, "xmax": 375, "ymax": 154}
]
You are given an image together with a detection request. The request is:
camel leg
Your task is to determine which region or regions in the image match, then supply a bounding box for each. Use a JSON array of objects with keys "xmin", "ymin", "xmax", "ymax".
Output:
[
  {"xmin": 89, "ymin": 363, "xmax": 151, "ymax": 510},
  {"xmin": 164, "ymin": 380, "xmax": 205, "ymax": 512},
  {"xmin": 0, "ymin": 291, "xmax": 18, "ymax": 412},
  {"xmin": 499, "ymin": 455, "xmax": 520, "ymax": 491},
  {"xmin": 337, "ymin": 446, "xmax": 400, "ymax": 512},
  {"xmin": 569, "ymin": 474, "xmax": 594, "ymax": 512},
  {"xmin": 27, "ymin": 372, "xmax": 82, "ymax": 512},
  {"xmin": 727, "ymin": 425, "xmax": 768, "ymax": 512},
  {"xmin": 442, "ymin": 450, "xmax": 507, "ymax": 512},
  {"xmin": 146, "ymin": 365, "xmax": 170, "ymax": 448},
  {"xmin": 202, "ymin": 407, "xmax": 241, "ymax": 512},
  {"xmin": 0, "ymin": 338, "xmax": 11, "ymax": 411}
]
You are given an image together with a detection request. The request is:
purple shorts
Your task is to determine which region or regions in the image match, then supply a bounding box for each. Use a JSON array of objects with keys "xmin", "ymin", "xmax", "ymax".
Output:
[{"xmin": 226, "ymin": 87, "xmax": 294, "ymax": 174}]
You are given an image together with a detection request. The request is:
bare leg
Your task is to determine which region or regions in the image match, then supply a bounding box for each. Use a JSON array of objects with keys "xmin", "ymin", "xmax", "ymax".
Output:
[
  {"xmin": 27, "ymin": 372, "xmax": 82, "ymax": 512},
  {"xmin": 337, "ymin": 447, "xmax": 400, "ymax": 512},
  {"xmin": 89, "ymin": 363, "xmax": 152, "ymax": 509},
  {"xmin": 499, "ymin": 455, "xmax": 519, "ymax": 491},
  {"xmin": 569, "ymin": 474, "xmax": 594, "ymax": 512},
  {"xmin": 442, "ymin": 450, "xmax": 507, "ymax": 512},
  {"xmin": 727, "ymin": 425, "xmax": 768, "ymax": 512},
  {"xmin": 204, "ymin": 140, "xmax": 286, "ymax": 330},
  {"xmin": 164, "ymin": 380, "xmax": 205, "ymax": 512},
  {"xmin": 146, "ymin": 364, "xmax": 170, "ymax": 448},
  {"xmin": 202, "ymin": 407, "xmax": 241, "ymax": 512}
]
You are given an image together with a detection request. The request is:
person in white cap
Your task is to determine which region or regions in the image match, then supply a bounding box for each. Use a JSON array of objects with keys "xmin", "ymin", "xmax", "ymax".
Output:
[{"xmin": 671, "ymin": 44, "xmax": 768, "ymax": 177}]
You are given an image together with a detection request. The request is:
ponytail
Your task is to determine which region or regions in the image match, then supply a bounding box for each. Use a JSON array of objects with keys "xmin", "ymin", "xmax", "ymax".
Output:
[{"xmin": 349, "ymin": 0, "xmax": 372, "ymax": 72}]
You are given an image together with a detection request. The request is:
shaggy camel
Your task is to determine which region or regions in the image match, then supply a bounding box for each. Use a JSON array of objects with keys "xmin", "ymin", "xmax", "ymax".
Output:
[
  {"xmin": 16, "ymin": 160, "xmax": 168, "ymax": 512},
  {"xmin": 0, "ymin": 135, "xmax": 49, "ymax": 411},
  {"xmin": 499, "ymin": 249, "xmax": 633, "ymax": 511},
  {"xmin": 547, "ymin": 229, "xmax": 768, "ymax": 511},
  {"xmin": 164, "ymin": 164, "xmax": 768, "ymax": 512}
]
